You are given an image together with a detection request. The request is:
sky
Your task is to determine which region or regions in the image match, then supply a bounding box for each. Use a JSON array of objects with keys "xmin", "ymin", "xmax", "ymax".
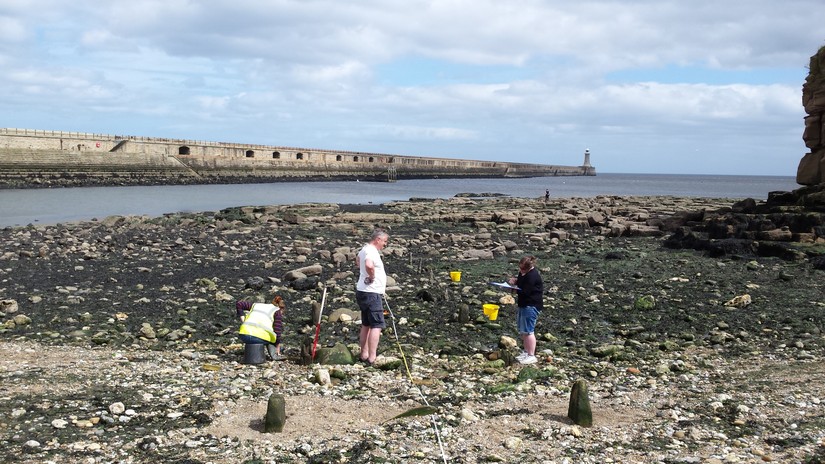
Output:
[{"xmin": 1, "ymin": 1, "xmax": 823, "ymax": 176}]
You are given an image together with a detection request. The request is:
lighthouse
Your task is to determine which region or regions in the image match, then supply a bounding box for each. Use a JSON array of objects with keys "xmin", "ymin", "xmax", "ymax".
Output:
[{"xmin": 580, "ymin": 149, "xmax": 595, "ymax": 175}]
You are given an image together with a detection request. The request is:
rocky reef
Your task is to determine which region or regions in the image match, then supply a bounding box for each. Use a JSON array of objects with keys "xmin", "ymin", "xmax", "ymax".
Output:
[
  {"xmin": 0, "ymin": 195, "xmax": 823, "ymax": 463},
  {"xmin": 662, "ymin": 186, "xmax": 825, "ymax": 269}
]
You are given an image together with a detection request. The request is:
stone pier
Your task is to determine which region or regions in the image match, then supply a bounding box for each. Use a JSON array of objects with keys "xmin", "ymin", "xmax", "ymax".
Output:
[{"xmin": 0, "ymin": 128, "xmax": 595, "ymax": 188}]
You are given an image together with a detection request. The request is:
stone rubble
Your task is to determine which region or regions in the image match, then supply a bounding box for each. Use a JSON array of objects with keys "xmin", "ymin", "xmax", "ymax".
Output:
[{"xmin": 0, "ymin": 194, "xmax": 823, "ymax": 463}]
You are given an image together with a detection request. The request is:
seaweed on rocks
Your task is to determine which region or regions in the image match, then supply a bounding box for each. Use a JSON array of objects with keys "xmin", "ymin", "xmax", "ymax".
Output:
[{"xmin": 0, "ymin": 195, "xmax": 823, "ymax": 463}]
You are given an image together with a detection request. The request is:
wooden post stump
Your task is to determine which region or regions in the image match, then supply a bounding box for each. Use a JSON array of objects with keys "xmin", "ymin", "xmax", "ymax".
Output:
[
  {"xmin": 567, "ymin": 379, "xmax": 593, "ymax": 427},
  {"xmin": 457, "ymin": 304, "xmax": 470, "ymax": 323},
  {"xmin": 311, "ymin": 301, "xmax": 322, "ymax": 325},
  {"xmin": 264, "ymin": 394, "xmax": 286, "ymax": 433},
  {"xmin": 299, "ymin": 334, "xmax": 314, "ymax": 365}
]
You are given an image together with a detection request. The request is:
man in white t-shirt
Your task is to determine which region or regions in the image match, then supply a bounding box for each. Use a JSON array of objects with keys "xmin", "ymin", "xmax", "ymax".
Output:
[{"xmin": 355, "ymin": 228, "xmax": 389, "ymax": 366}]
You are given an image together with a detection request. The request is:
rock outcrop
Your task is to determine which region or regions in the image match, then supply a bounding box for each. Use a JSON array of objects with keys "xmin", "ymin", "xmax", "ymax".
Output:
[
  {"xmin": 663, "ymin": 188, "xmax": 825, "ymax": 267},
  {"xmin": 1, "ymin": 193, "xmax": 823, "ymax": 463},
  {"xmin": 798, "ymin": 45, "xmax": 825, "ymax": 185},
  {"xmin": 666, "ymin": 46, "xmax": 825, "ymax": 264}
]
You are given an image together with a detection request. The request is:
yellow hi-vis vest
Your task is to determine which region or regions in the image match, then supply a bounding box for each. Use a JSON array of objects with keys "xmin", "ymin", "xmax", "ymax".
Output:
[{"xmin": 238, "ymin": 303, "xmax": 279, "ymax": 343}]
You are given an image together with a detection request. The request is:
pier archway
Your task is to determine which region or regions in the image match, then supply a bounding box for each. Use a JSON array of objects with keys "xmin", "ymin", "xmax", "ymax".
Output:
[
  {"xmin": 178, "ymin": 146, "xmax": 190, "ymax": 155},
  {"xmin": 245, "ymin": 150, "xmax": 255, "ymax": 158},
  {"xmin": 273, "ymin": 151, "xmax": 280, "ymax": 159},
  {"xmin": 296, "ymin": 152, "xmax": 304, "ymax": 160}
]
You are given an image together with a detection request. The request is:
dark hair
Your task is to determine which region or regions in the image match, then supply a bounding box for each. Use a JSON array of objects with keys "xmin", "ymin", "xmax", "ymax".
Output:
[{"xmin": 518, "ymin": 255, "xmax": 536, "ymax": 270}]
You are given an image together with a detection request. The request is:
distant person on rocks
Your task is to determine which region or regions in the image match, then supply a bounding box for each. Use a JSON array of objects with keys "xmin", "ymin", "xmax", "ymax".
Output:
[
  {"xmin": 508, "ymin": 255, "xmax": 544, "ymax": 365},
  {"xmin": 237, "ymin": 295, "xmax": 285, "ymax": 361},
  {"xmin": 544, "ymin": 189, "xmax": 550, "ymax": 202},
  {"xmin": 356, "ymin": 228, "xmax": 390, "ymax": 366}
]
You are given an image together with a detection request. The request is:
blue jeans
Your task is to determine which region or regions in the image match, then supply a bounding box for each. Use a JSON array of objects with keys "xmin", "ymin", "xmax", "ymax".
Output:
[
  {"xmin": 517, "ymin": 306, "xmax": 539, "ymax": 335},
  {"xmin": 239, "ymin": 334, "xmax": 273, "ymax": 345}
]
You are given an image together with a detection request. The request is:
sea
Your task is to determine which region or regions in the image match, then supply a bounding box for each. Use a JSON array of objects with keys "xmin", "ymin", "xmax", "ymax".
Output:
[{"xmin": 0, "ymin": 173, "xmax": 799, "ymax": 228}]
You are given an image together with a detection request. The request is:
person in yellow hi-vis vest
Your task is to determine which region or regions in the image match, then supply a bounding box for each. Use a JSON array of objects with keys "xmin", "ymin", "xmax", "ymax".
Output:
[{"xmin": 237, "ymin": 297, "xmax": 283, "ymax": 360}]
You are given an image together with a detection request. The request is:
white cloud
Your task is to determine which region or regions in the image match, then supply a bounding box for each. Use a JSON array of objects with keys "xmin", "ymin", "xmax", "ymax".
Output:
[
  {"xmin": 381, "ymin": 124, "xmax": 477, "ymax": 141},
  {"xmin": 289, "ymin": 61, "xmax": 371, "ymax": 85},
  {"xmin": 0, "ymin": 0, "xmax": 821, "ymax": 175},
  {"xmin": 7, "ymin": 68, "xmax": 114, "ymax": 100},
  {"xmin": 196, "ymin": 95, "xmax": 231, "ymax": 111},
  {"xmin": 0, "ymin": 16, "xmax": 27, "ymax": 42}
]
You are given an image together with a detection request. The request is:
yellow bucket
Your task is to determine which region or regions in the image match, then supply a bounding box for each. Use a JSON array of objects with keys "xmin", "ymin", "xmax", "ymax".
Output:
[
  {"xmin": 449, "ymin": 271, "xmax": 462, "ymax": 282},
  {"xmin": 482, "ymin": 304, "xmax": 500, "ymax": 321}
]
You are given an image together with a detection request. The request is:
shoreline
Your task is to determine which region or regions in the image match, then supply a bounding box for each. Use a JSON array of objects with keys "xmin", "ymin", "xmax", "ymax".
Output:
[
  {"xmin": 0, "ymin": 172, "xmax": 804, "ymax": 229},
  {"xmin": 1, "ymin": 195, "xmax": 822, "ymax": 463}
]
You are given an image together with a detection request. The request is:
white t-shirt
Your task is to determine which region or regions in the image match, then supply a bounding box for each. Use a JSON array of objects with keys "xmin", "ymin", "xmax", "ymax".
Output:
[{"xmin": 356, "ymin": 243, "xmax": 386, "ymax": 293}]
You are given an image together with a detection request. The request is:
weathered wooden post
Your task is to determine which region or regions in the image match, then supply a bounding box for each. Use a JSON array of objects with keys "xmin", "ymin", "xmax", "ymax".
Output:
[
  {"xmin": 311, "ymin": 301, "xmax": 322, "ymax": 326},
  {"xmin": 457, "ymin": 303, "xmax": 470, "ymax": 323},
  {"xmin": 264, "ymin": 393, "xmax": 286, "ymax": 433},
  {"xmin": 299, "ymin": 334, "xmax": 314, "ymax": 365},
  {"xmin": 567, "ymin": 379, "xmax": 593, "ymax": 427}
]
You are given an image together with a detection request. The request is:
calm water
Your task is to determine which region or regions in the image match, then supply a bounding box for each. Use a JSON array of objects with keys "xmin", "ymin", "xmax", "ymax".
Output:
[{"xmin": 0, "ymin": 173, "xmax": 799, "ymax": 228}]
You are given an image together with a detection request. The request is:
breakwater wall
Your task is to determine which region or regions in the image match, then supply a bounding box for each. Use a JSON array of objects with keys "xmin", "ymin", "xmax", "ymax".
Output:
[{"xmin": 0, "ymin": 128, "xmax": 595, "ymax": 188}]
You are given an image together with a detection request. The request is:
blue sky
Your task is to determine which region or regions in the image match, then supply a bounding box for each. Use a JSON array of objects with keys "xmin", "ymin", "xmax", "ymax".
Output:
[{"xmin": 1, "ymin": 1, "xmax": 822, "ymax": 176}]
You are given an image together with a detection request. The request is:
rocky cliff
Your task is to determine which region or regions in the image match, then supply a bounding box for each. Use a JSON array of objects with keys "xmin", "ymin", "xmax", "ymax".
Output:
[
  {"xmin": 798, "ymin": 45, "xmax": 825, "ymax": 185},
  {"xmin": 663, "ymin": 46, "xmax": 825, "ymax": 267}
]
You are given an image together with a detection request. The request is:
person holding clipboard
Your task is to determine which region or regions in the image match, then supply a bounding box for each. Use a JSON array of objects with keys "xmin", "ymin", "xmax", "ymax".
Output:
[{"xmin": 507, "ymin": 255, "xmax": 544, "ymax": 364}]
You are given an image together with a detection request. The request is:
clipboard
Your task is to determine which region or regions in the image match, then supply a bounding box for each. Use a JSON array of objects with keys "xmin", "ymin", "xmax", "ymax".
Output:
[{"xmin": 488, "ymin": 282, "xmax": 520, "ymax": 291}]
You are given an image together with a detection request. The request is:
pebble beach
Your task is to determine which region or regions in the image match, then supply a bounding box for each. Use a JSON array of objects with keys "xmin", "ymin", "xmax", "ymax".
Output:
[{"xmin": 1, "ymin": 194, "xmax": 823, "ymax": 463}]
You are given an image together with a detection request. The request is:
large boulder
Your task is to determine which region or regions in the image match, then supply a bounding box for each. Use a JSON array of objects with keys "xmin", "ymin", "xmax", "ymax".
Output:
[
  {"xmin": 283, "ymin": 264, "xmax": 323, "ymax": 280},
  {"xmin": 315, "ymin": 343, "xmax": 356, "ymax": 365},
  {"xmin": 797, "ymin": 151, "xmax": 824, "ymax": 185}
]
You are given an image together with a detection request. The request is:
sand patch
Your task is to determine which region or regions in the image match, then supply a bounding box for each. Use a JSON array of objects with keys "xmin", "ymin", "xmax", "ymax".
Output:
[{"xmin": 206, "ymin": 395, "xmax": 408, "ymax": 443}]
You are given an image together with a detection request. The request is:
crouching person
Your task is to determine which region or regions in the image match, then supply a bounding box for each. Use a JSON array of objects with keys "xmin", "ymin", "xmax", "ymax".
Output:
[{"xmin": 237, "ymin": 297, "xmax": 284, "ymax": 361}]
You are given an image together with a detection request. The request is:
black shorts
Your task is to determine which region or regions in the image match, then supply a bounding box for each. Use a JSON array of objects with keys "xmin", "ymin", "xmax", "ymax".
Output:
[{"xmin": 356, "ymin": 291, "xmax": 386, "ymax": 329}]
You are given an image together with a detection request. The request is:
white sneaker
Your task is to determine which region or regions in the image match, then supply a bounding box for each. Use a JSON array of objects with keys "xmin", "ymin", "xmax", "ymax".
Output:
[
  {"xmin": 516, "ymin": 351, "xmax": 528, "ymax": 360},
  {"xmin": 519, "ymin": 355, "xmax": 537, "ymax": 365}
]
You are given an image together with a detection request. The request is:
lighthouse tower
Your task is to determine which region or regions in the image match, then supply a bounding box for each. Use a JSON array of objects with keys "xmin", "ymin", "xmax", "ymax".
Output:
[{"xmin": 580, "ymin": 149, "xmax": 595, "ymax": 175}]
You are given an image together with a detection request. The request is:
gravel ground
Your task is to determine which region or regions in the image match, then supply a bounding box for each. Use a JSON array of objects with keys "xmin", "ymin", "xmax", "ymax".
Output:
[{"xmin": 0, "ymin": 195, "xmax": 823, "ymax": 463}]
